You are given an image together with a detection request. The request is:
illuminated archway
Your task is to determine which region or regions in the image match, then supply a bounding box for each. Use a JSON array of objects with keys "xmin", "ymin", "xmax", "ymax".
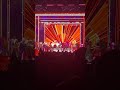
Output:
[{"xmin": 35, "ymin": 13, "xmax": 85, "ymax": 54}]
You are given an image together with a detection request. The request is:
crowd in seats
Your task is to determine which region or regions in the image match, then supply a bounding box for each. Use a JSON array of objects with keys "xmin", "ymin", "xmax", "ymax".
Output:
[
  {"xmin": 0, "ymin": 37, "xmax": 35, "ymax": 71},
  {"xmin": 0, "ymin": 37, "xmax": 120, "ymax": 90},
  {"xmin": 10, "ymin": 38, "xmax": 35, "ymax": 63},
  {"xmin": 69, "ymin": 39, "xmax": 120, "ymax": 90},
  {"xmin": 82, "ymin": 40, "xmax": 120, "ymax": 90},
  {"xmin": 0, "ymin": 37, "xmax": 10, "ymax": 71}
]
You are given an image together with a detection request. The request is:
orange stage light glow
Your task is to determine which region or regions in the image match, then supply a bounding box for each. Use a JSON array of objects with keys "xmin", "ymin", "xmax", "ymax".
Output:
[{"xmin": 44, "ymin": 24, "xmax": 80, "ymax": 44}]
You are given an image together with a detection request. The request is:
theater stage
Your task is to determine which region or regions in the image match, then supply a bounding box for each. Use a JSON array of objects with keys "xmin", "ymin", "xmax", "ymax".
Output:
[{"xmin": 35, "ymin": 13, "xmax": 85, "ymax": 55}]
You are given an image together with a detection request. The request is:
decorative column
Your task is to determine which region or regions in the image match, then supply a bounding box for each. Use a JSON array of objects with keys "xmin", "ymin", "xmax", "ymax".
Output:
[
  {"xmin": 22, "ymin": 0, "xmax": 24, "ymax": 40},
  {"xmin": 115, "ymin": 0, "xmax": 120, "ymax": 45},
  {"xmin": 35, "ymin": 16, "xmax": 38, "ymax": 42},
  {"xmin": 37, "ymin": 16, "xmax": 39, "ymax": 43},
  {"xmin": 2, "ymin": 0, "xmax": 7, "ymax": 39},
  {"xmin": 7, "ymin": 0, "xmax": 10, "ymax": 54},
  {"xmin": 80, "ymin": 23, "xmax": 81, "ymax": 47},
  {"xmin": 109, "ymin": 0, "xmax": 116, "ymax": 43},
  {"xmin": 35, "ymin": 15, "xmax": 45, "ymax": 43},
  {"xmin": 10, "ymin": 0, "xmax": 23, "ymax": 41},
  {"xmin": 80, "ymin": 17, "xmax": 85, "ymax": 47},
  {"xmin": 39, "ymin": 22, "xmax": 44, "ymax": 43},
  {"xmin": 0, "ymin": 0, "xmax": 2, "ymax": 37},
  {"xmin": 81, "ymin": 21, "xmax": 85, "ymax": 47}
]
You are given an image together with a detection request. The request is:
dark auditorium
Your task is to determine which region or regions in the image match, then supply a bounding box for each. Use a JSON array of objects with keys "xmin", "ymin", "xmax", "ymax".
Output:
[{"xmin": 0, "ymin": 0, "xmax": 120, "ymax": 90}]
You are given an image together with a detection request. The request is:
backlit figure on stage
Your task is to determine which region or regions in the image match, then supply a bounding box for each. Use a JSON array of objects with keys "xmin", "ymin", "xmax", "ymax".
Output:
[
  {"xmin": 35, "ymin": 42, "xmax": 39, "ymax": 56},
  {"xmin": 53, "ymin": 40, "xmax": 59, "ymax": 52},
  {"xmin": 43, "ymin": 42, "xmax": 47, "ymax": 52},
  {"xmin": 34, "ymin": 39, "xmax": 80, "ymax": 54},
  {"xmin": 39, "ymin": 42, "xmax": 43, "ymax": 51},
  {"xmin": 72, "ymin": 40, "xmax": 77, "ymax": 52},
  {"xmin": 62, "ymin": 42, "xmax": 66, "ymax": 52}
]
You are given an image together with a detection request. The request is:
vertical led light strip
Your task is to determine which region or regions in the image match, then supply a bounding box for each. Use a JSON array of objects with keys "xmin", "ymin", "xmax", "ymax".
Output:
[
  {"xmin": 22, "ymin": 0, "xmax": 24, "ymax": 40},
  {"xmin": 0, "ymin": 0, "xmax": 2, "ymax": 37},
  {"xmin": 7, "ymin": 0, "xmax": 8, "ymax": 40},
  {"xmin": 108, "ymin": 0, "xmax": 111, "ymax": 45},
  {"xmin": 9, "ymin": 0, "xmax": 10, "ymax": 51},
  {"xmin": 81, "ymin": 22, "xmax": 83, "ymax": 45},
  {"xmin": 7, "ymin": 0, "xmax": 10, "ymax": 53},
  {"xmin": 62, "ymin": 24, "xmax": 63, "ymax": 42},
  {"xmin": 38, "ymin": 16, "xmax": 39, "ymax": 42},
  {"xmin": 35, "ymin": 15, "xmax": 36, "ymax": 42},
  {"xmin": 83, "ymin": 17, "xmax": 85, "ymax": 46},
  {"xmin": 80, "ymin": 23, "xmax": 81, "ymax": 47},
  {"xmin": 43, "ymin": 23, "xmax": 46, "ymax": 43}
]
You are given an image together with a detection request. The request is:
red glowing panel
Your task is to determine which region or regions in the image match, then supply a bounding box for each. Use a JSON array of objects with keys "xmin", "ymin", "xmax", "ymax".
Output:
[{"xmin": 44, "ymin": 24, "xmax": 80, "ymax": 44}]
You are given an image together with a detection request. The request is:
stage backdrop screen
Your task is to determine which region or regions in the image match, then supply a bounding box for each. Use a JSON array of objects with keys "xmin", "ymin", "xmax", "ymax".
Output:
[{"xmin": 44, "ymin": 24, "xmax": 80, "ymax": 45}]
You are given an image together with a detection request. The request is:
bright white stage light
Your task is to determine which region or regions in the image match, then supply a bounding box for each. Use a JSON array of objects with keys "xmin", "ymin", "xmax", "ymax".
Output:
[
  {"xmin": 35, "ymin": 13, "xmax": 85, "ymax": 16},
  {"xmin": 56, "ymin": 43, "xmax": 59, "ymax": 47},
  {"xmin": 81, "ymin": 44, "xmax": 84, "ymax": 47},
  {"xmin": 75, "ymin": 22, "xmax": 80, "ymax": 23},
  {"xmin": 51, "ymin": 43, "xmax": 54, "ymax": 47}
]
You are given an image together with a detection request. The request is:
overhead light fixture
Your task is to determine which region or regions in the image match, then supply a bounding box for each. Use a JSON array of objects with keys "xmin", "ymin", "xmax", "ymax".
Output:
[{"xmin": 47, "ymin": 4, "xmax": 54, "ymax": 6}]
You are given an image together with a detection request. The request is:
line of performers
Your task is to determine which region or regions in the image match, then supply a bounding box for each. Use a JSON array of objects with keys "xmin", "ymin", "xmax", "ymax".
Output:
[{"xmin": 35, "ymin": 40, "xmax": 80, "ymax": 56}]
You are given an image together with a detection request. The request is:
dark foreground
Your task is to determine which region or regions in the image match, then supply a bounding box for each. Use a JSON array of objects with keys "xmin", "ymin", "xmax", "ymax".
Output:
[{"xmin": 0, "ymin": 49, "xmax": 120, "ymax": 90}]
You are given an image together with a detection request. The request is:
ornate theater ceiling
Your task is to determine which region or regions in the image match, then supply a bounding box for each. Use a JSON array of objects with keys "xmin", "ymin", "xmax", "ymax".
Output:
[
  {"xmin": 34, "ymin": 0, "xmax": 85, "ymax": 4},
  {"xmin": 34, "ymin": 0, "xmax": 85, "ymax": 13}
]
